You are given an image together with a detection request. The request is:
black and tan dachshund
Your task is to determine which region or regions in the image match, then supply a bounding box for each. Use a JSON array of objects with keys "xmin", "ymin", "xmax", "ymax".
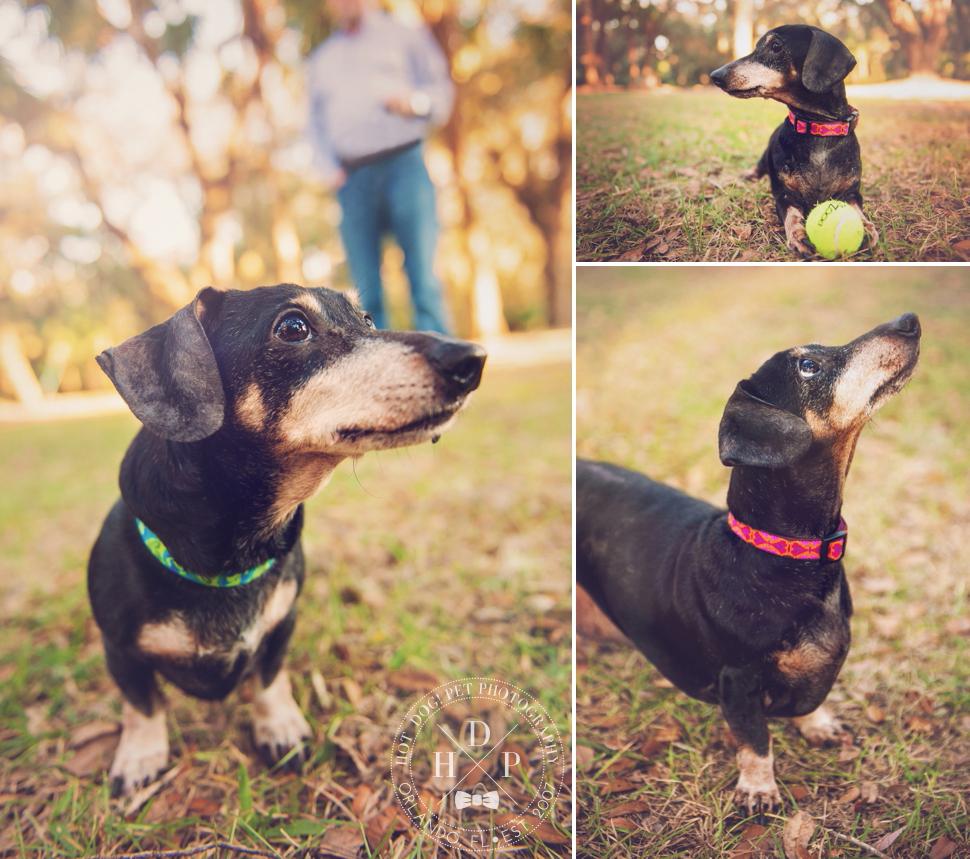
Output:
[
  {"xmin": 578, "ymin": 314, "xmax": 920, "ymax": 816},
  {"xmin": 88, "ymin": 284, "xmax": 486, "ymax": 795},
  {"xmin": 711, "ymin": 25, "xmax": 878, "ymax": 257}
]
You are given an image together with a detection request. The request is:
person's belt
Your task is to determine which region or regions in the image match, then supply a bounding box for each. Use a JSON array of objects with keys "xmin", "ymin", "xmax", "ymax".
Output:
[{"xmin": 339, "ymin": 139, "xmax": 422, "ymax": 173}]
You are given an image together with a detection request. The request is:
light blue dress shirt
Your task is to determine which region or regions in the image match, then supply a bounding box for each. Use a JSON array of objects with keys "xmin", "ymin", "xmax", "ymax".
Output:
[{"xmin": 306, "ymin": 12, "xmax": 455, "ymax": 178}]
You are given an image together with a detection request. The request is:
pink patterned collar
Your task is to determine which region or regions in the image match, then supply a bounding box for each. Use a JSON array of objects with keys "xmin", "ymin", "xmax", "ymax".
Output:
[
  {"xmin": 727, "ymin": 512, "xmax": 847, "ymax": 562},
  {"xmin": 787, "ymin": 107, "xmax": 859, "ymax": 137}
]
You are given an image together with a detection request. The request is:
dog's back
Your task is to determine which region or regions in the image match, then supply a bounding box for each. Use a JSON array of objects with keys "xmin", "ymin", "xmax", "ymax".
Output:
[{"xmin": 577, "ymin": 459, "xmax": 726, "ymax": 696}]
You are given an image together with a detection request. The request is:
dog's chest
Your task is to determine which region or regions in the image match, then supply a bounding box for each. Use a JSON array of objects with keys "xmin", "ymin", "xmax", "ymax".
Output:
[
  {"xmin": 768, "ymin": 581, "xmax": 849, "ymax": 702},
  {"xmin": 137, "ymin": 577, "xmax": 298, "ymax": 667},
  {"xmin": 775, "ymin": 133, "xmax": 860, "ymax": 201}
]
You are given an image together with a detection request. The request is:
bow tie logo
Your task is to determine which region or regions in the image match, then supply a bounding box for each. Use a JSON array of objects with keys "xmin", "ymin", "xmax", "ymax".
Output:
[{"xmin": 455, "ymin": 790, "xmax": 499, "ymax": 810}]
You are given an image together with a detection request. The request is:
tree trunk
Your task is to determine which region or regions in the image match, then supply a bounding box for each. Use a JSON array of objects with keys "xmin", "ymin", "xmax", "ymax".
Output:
[
  {"xmin": 733, "ymin": 0, "xmax": 754, "ymax": 58},
  {"xmin": 578, "ymin": 0, "xmax": 603, "ymax": 86},
  {"xmin": 877, "ymin": 0, "xmax": 953, "ymax": 75},
  {"xmin": 0, "ymin": 329, "xmax": 44, "ymax": 403},
  {"xmin": 427, "ymin": 5, "xmax": 507, "ymax": 338}
]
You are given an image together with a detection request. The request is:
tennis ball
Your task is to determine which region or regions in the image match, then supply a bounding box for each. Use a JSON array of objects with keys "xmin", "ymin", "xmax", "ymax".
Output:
[{"xmin": 805, "ymin": 200, "xmax": 865, "ymax": 259}]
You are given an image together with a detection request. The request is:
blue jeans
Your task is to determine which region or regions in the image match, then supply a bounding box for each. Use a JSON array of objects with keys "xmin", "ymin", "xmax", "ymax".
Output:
[{"xmin": 337, "ymin": 145, "xmax": 449, "ymax": 334}]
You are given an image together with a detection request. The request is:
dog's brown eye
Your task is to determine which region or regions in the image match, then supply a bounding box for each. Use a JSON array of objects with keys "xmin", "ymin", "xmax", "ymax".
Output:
[
  {"xmin": 274, "ymin": 313, "xmax": 311, "ymax": 343},
  {"xmin": 363, "ymin": 313, "xmax": 376, "ymax": 329},
  {"xmin": 770, "ymin": 41, "xmax": 783, "ymax": 53},
  {"xmin": 798, "ymin": 358, "xmax": 820, "ymax": 378}
]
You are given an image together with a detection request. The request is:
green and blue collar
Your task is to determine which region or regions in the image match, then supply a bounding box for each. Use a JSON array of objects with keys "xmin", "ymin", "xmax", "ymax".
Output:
[{"xmin": 135, "ymin": 518, "xmax": 276, "ymax": 588}]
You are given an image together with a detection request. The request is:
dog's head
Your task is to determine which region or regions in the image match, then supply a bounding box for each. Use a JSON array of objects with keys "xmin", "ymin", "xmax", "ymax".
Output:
[
  {"xmin": 719, "ymin": 313, "xmax": 920, "ymax": 471},
  {"xmin": 97, "ymin": 284, "xmax": 486, "ymax": 455},
  {"xmin": 710, "ymin": 25, "xmax": 856, "ymax": 105}
]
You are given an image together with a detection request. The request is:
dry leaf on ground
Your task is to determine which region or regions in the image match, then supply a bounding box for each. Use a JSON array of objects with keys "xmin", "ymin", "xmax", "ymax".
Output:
[{"xmin": 782, "ymin": 811, "xmax": 815, "ymax": 859}]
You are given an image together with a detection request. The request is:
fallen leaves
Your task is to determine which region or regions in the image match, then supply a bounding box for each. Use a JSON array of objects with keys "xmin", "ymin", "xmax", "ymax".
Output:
[
  {"xmin": 782, "ymin": 811, "xmax": 815, "ymax": 859},
  {"xmin": 929, "ymin": 834, "xmax": 960, "ymax": 859},
  {"xmin": 729, "ymin": 823, "xmax": 768, "ymax": 858},
  {"xmin": 872, "ymin": 825, "xmax": 906, "ymax": 852},
  {"xmin": 617, "ymin": 234, "xmax": 671, "ymax": 262},
  {"xmin": 603, "ymin": 798, "xmax": 651, "ymax": 818},
  {"xmin": 63, "ymin": 720, "xmax": 119, "ymax": 778},
  {"xmin": 835, "ymin": 781, "xmax": 879, "ymax": 813}
]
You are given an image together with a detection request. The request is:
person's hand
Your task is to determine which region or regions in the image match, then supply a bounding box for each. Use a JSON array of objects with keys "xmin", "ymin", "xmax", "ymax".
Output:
[
  {"xmin": 330, "ymin": 168, "xmax": 347, "ymax": 191},
  {"xmin": 383, "ymin": 93, "xmax": 414, "ymax": 116},
  {"xmin": 384, "ymin": 90, "xmax": 431, "ymax": 118}
]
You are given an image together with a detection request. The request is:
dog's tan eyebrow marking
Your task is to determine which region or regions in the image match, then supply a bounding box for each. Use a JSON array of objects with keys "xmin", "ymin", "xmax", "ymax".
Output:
[{"xmin": 292, "ymin": 294, "xmax": 323, "ymax": 315}]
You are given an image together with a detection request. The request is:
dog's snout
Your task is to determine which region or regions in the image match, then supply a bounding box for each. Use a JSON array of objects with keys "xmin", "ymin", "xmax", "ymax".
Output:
[
  {"xmin": 892, "ymin": 312, "xmax": 920, "ymax": 338},
  {"xmin": 710, "ymin": 65, "xmax": 729, "ymax": 88},
  {"xmin": 428, "ymin": 339, "xmax": 487, "ymax": 394}
]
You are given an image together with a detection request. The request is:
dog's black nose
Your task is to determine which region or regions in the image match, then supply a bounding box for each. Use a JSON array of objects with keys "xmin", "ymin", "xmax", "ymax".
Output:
[
  {"xmin": 892, "ymin": 313, "xmax": 920, "ymax": 337},
  {"xmin": 427, "ymin": 338, "xmax": 487, "ymax": 395},
  {"xmin": 710, "ymin": 65, "xmax": 728, "ymax": 89}
]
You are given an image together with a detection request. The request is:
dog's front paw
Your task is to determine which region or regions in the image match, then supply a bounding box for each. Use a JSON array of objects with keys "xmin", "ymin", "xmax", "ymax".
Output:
[
  {"xmin": 734, "ymin": 745, "xmax": 781, "ymax": 817},
  {"xmin": 734, "ymin": 769, "xmax": 782, "ymax": 818},
  {"xmin": 850, "ymin": 203, "xmax": 880, "ymax": 248},
  {"xmin": 734, "ymin": 778, "xmax": 782, "ymax": 818},
  {"xmin": 253, "ymin": 670, "xmax": 311, "ymax": 771},
  {"xmin": 109, "ymin": 704, "xmax": 170, "ymax": 796},
  {"xmin": 789, "ymin": 236, "xmax": 816, "ymax": 258},
  {"xmin": 792, "ymin": 705, "xmax": 851, "ymax": 747},
  {"xmin": 782, "ymin": 207, "xmax": 815, "ymax": 258}
]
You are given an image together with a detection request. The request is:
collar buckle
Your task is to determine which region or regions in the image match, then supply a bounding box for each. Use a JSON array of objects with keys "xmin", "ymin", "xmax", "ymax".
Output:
[{"xmin": 820, "ymin": 527, "xmax": 848, "ymax": 562}]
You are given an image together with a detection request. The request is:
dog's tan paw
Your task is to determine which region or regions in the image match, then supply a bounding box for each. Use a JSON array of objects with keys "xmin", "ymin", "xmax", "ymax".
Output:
[
  {"xmin": 734, "ymin": 780, "xmax": 782, "ymax": 817},
  {"xmin": 734, "ymin": 745, "xmax": 781, "ymax": 817},
  {"xmin": 109, "ymin": 703, "xmax": 169, "ymax": 796},
  {"xmin": 792, "ymin": 704, "xmax": 849, "ymax": 746},
  {"xmin": 849, "ymin": 202, "xmax": 879, "ymax": 247},
  {"xmin": 253, "ymin": 670, "xmax": 311, "ymax": 770},
  {"xmin": 783, "ymin": 207, "xmax": 815, "ymax": 257}
]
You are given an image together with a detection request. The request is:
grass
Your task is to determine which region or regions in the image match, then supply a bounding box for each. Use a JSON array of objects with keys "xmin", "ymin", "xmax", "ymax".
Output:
[
  {"xmin": 576, "ymin": 89, "xmax": 970, "ymax": 262},
  {"xmin": 575, "ymin": 267, "xmax": 970, "ymax": 858},
  {"xmin": 0, "ymin": 348, "xmax": 572, "ymax": 858}
]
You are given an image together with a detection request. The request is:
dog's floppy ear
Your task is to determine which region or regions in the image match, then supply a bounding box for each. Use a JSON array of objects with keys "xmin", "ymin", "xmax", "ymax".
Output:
[
  {"xmin": 802, "ymin": 29, "xmax": 856, "ymax": 93},
  {"xmin": 718, "ymin": 380, "xmax": 813, "ymax": 468},
  {"xmin": 97, "ymin": 288, "xmax": 226, "ymax": 442}
]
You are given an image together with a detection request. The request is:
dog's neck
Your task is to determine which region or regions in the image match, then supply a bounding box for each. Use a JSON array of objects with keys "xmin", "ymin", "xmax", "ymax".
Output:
[
  {"xmin": 726, "ymin": 447, "xmax": 847, "ymax": 539},
  {"xmin": 784, "ymin": 82, "xmax": 853, "ymax": 123},
  {"xmin": 120, "ymin": 428, "xmax": 343, "ymax": 577}
]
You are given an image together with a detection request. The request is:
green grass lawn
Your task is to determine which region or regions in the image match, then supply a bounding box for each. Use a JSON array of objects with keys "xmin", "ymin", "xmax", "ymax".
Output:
[
  {"xmin": 0, "ymin": 350, "xmax": 572, "ymax": 857},
  {"xmin": 576, "ymin": 267, "xmax": 970, "ymax": 858},
  {"xmin": 577, "ymin": 90, "xmax": 970, "ymax": 262}
]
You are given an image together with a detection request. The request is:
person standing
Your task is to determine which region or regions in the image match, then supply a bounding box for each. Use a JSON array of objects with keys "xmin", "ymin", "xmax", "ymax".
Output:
[{"xmin": 307, "ymin": 0, "xmax": 455, "ymax": 334}]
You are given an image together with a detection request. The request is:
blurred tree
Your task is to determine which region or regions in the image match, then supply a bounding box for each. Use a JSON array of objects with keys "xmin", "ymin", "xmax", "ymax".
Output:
[
  {"xmin": 577, "ymin": 0, "xmax": 606, "ymax": 85},
  {"xmin": 874, "ymin": 0, "xmax": 954, "ymax": 76},
  {"xmin": 578, "ymin": 0, "xmax": 670, "ymax": 88}
]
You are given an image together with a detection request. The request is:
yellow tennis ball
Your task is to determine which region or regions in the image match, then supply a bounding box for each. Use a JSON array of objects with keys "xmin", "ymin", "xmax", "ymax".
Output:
[{"xmin": 805, "ymin": 200, "xmax": 865, "ymax": 259}]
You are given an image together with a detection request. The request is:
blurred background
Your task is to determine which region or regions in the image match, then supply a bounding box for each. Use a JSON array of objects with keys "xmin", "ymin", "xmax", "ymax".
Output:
[
  {"xmin": 577, "ymin": 0, "xmax": 970, "ymax": 88},
  {"xmin": 0, "ymin": 0, "xmax": 571, "ymax": 411}
]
